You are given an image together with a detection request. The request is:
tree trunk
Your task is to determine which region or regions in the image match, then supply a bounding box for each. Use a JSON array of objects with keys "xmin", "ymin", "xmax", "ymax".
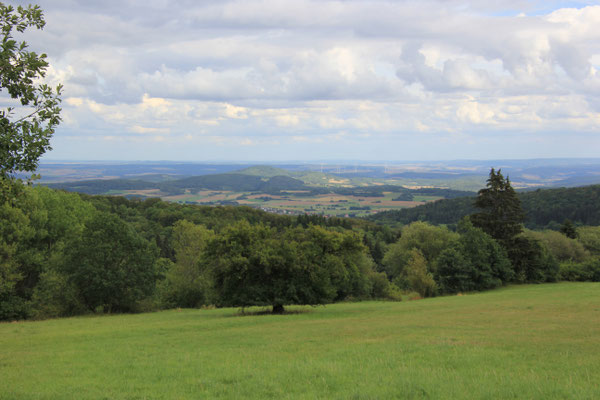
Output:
[{"xmin": 272, "ymin": 304, "xmax": 285, "ymax": 314}]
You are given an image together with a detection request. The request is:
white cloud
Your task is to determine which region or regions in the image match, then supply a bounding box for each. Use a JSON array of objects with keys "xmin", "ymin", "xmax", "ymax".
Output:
[{"xmin": 16, "ymin": 0, "xmax": 599, "ymax": 161}]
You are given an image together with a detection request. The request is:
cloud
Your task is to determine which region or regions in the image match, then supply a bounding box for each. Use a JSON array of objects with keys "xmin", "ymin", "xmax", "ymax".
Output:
[{"xmin": 13, "ymin": 0, "xmax": 599, "ymax": 161}]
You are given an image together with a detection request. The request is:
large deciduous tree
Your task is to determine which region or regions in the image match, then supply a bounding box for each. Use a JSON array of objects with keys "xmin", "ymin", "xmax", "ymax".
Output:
[
  {"xmin": 206, "ymin": 222, "xmax": 372, "ymax": 313},
  {"xmin": 0, "ymin": 3, "xmax": 62, "ymax": 193}
]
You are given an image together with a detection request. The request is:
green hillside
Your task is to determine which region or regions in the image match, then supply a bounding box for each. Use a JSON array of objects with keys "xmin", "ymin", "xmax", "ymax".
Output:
[{"xmin": 2, "ymin": 283, "xmax": 598, "ymax": 399}]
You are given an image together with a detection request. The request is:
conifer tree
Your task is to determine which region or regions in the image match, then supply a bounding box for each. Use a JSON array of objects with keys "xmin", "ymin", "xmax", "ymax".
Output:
[{"xmin": 471, "ymin": 168, "xmax": 524, "ymax": 244}]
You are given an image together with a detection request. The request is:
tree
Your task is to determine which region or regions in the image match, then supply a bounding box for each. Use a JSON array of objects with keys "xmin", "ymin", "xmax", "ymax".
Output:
[
  {"xmin": 205, "ymin": 222, "xmax": 372, "ymax": 313},
  {"xmin": 525, "ymin": 229, "xmax": 589, "ymax": 263},
  {"xmin": 471, "ymin": 168, "xmax": 524, "ymax": 244},
  {"xmin": 63, "ymin": 212, "xmax": 159, "ymax": 312},
  {"xmin": 507, "ymin": 235, "xmax": 558, "ymax": 283},
  {"xmin": 160, "ymin": 220, "xmax": 214, "ymax": 308},
  {"xmin": 436, "ymin": 219, "xmax": 512, "ymax": 293},
  {"xmin": 577, "ymin": 226, "xmax": 600, "ymax": 256},
  {"xmin": 0, "ymin": 3, "xmax": 62, "ymax": 191},
  {"xmin": 382, "ymin": 221, "xmax": 458, "ymax": 280},
  {"xmin": 0, "ymin": 198, "xmax": 30, "ymax": 319},
  {"xmin": 560, "ymin": 219, "xmax": 578, "ymax": 239},
  {"xmin": 401, "ymin": 248, "xmax": 436, "ymax": 297}
]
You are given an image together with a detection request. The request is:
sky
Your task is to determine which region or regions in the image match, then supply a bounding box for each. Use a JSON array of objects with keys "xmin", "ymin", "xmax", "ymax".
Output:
[{"xmin": 6, "ymin": 0, "xmax": 600, "ymax": 161}]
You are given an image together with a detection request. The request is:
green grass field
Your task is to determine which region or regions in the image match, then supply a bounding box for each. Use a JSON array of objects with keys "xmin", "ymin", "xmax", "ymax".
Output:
[{"xmin": 2, "ymin": 283, "xmax": 599, "ymax": 399}]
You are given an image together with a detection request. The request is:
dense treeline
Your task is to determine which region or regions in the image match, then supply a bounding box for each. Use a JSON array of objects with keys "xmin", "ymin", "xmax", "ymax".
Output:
[
  {"xmin": 367, "ymin": 185, "xmax": 600, "ymax": 229},
  {"xmin": 4, "ymin": 2, "xmax": 596, "ymax": 323},
  {"xmin": 381, "ymin": 170, "xmax": 600, "ymax": 295},
  {"xmin": 0, "ymin": 186, "xmax": 399, "ymax": 319},
  {"xmin": 3, "ymin": 180, "xmax": 599, "ymax": 321},
  {"xmin": 329, "ymin": 185, "xmax": 473, "ymax": 199}
]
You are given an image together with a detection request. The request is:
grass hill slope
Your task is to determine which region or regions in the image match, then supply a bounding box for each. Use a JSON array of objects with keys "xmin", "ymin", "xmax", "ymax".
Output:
[{"xmin": 1, "ymin": 283, "xmax": 598, "ymax": 399}]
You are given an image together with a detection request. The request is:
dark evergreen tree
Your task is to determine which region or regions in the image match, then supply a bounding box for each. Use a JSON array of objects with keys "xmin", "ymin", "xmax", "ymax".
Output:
[
  {"xmin": 471, "ymin": 168, "xmax": 524, "ymax": 244},
  {"xmin": 507, "ymin": 236, "xmax": 558, "ymax": 283},
  {"xmin": 560, "ymin": 219, "xmax": 578, "ymax": 239}
]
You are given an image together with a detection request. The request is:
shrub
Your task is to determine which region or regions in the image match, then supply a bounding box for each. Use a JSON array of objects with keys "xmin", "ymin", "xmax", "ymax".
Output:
[
  {"xmin": 525, "ymin": 229, "xmax": 589, "ymax": 263},
  {"xmin": 558, "ymin": 258, "xmax": 600, "ymax": 282}
]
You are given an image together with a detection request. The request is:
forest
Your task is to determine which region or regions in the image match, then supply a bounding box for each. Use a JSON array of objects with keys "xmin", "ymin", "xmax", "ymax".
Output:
[
  {"xmin": 368, "ymin": 184, "xmax": 600, "ymax": 229},
  {"xmin": 2, "ymin": 170, "xmax": 600, "ymax": 321},
  {"xmin": 1, "ymin": 3, "xmax": 599, "ymax": 323}
]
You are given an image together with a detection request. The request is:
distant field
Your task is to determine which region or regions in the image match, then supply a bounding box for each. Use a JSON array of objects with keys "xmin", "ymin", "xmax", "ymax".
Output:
[
  {"xmin": 1, "ymin": 283, "xmax": 599, "ymax": 399},
  {"xmin": 157, "ymin": 190, "xmax": 433, "ymax": 216}
]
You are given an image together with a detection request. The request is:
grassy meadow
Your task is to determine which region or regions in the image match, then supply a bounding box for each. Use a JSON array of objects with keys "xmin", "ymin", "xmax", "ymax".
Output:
[{"xmin": 1, "ymin": 282, "xmax": 599, "ymax": 399}]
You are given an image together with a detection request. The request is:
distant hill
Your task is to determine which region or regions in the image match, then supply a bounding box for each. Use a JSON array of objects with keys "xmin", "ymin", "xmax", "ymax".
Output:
[
  {"xmin": 47, "ymin": 169, "xmax": 477, "ymax": 203},
  {"xmin": 49, "ymin": 179, "xmax": 156, "ymax": 194},
  {"xmin": 237, "ymin": 165, "xmax": 351, "ymax": 187},
  {"xmin": 236, "ymin": 166, "xmax": 293, "ymax": 178},
  {"xmin": 367, "ymin": 184, "xmax": 600, "ymax": 229},
  {"xmin": 49, "ymin": 173, "xmax": 309, "ymax": 196}
]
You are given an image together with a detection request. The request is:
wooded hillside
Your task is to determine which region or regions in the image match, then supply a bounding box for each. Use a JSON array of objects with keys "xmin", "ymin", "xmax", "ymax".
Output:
[{"xmin": 367, "ymin": 185, "xmax": 600, "ymax": 229}]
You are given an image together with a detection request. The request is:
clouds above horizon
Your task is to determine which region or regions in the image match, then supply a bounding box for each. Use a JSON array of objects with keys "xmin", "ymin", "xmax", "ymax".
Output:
[{"xmin": 8, "ymin": 0, "xmax": 600, "ymax": 160}]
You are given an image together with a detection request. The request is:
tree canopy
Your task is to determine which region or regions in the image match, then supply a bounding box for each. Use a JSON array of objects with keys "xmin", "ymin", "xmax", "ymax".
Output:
[
  {"xmin": 471, "ymin": 168, "xmax": 524, "ymax": 244},
  {"xmin": 205, "ymin": 222, "xmax": 373, "ymax": 313},
  {"xmin": 62, "ymin": 212, "xmax": 159, "ymax": 312},
  {"xmin": 0, "ymin": 3, "xmax": 61, "ymax": 189}
]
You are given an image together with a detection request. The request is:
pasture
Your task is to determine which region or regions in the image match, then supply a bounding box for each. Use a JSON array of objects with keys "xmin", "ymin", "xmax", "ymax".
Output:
[{"xmin": 1, "ymin": 283, "xmax": 599, "ymax": 399}]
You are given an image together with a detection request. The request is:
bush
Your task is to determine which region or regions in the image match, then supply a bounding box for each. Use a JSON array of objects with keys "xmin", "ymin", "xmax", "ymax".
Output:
[
  {"xmin": 525, "ymin": 229, "xmax": 590, "ymax": 263},
  {"xmin": 558, "ymin": 258, "xmax": 600, "ymax": 282},
  {"xmin": 367, "ymin": 270, "xmax": 402, "ymax": 300}
]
